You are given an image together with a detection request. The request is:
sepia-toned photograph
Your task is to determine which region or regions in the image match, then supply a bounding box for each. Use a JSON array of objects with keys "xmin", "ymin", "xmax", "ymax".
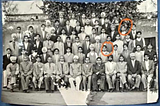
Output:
[{"xmin": 1, "ymin": 0, "xmax": 158, "ymax": 105}]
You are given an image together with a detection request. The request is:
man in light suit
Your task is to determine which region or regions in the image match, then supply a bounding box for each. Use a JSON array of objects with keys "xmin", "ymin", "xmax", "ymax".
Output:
[
  {"xmin": 32, "ymin": 55, "xmax": 44, "ymax": 91},
  {"xmin": 100, "ymin": 28, "xmax": 108, "ymax": 43},
  {"xmin": 54, "ymin": 36, "xmax": 64, "ymax": 55},
  {"xmin": 56, "ymin": 55, "xmax": 69, "ymax": 88},
  {"xmin": 141, "ymin": 54, "xmax": 154, "ymax": 91},
  {"xmin": 9, "ymin": 33, "xmax": 20, "ymax": 56},
  {"xmin": 44, "ymin": 56, "xmax": 56, "ymax": 93},
  {"xmin": 16, "ymin": 26, "xmax": 23, "ymax": 43},
  {"xmin": 105, "ymin": 55, "xmax": 117, "ymax": 92},
  {"xmin": 6, "ymin": 56, "xmax": 19, "ymax": 92},
  {"xmin": 127, "ymin": 53, "xmax": 141, "ymax": 91},
  {"xmin": 43, "ymin": 34, "xmax": 54, "ymax": 50},
  {"xmin": 69, "ymin": 55, "xmax": 82, "ymax": 90},
  {"xmin": 20, "ymin": 55, "xmax": 33, "ymax": 93}
]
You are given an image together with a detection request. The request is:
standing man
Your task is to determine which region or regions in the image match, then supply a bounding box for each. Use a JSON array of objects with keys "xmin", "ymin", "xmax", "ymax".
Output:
[
  {"xmin": 141, "ymin": 54, "xmax": 154, "ymax": 91},
  {"xmin": 127, "ymin": 53, "xmax": 141, "ymax": 91},
  {"xmin": 20, "ymin": 55, "xmax": 33, "ymax": 93},
  {"xmin": 9, "ymin": 33, "xmax": 19, "ymax": 56}
]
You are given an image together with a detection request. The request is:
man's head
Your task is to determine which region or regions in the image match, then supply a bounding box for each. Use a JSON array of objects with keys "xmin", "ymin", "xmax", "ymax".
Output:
[
  {"xmin": 23, "ymin": 55, "xmax": 29, "ymax": 62},
  {"xmin": 85, "ymin": 35, "xmax": 90, "ymax": 41},
  {"xmin": 85, "ymin": 57, "xmax": 90, "ymax": 64},
  {"xmin": 66, "ymin": 47, "xmax": 72, "ymax": 53},
  {"xmin": 54, "ymin": 48, "xmax": 59, "ymax": 55},
  {"xmin": 123, "ymin": 44, "xmax": 128, "ymax": 51},
  {"xmin": 130, "ymin": 53, "xmax": 136, "ymax": 60},
  {"xmin": 136, "ymin": 31, "xmax": 142, "ymax": 38},
  {"xmin": 59, "ymin": 55, "xmax": 65, "ymax": 62},
  {"xmin": 10, "ymin": 56, "xmax": 17, "ymax": 64},
  {"xmin": 6, "ymin": 48, "xmax": 12, "ymax": 54},
  {"xmin": 78, "ymin": 46, "xmax": 83, "ymax": 53},
  {"xmin": 47, "ymin": 56, "xmax": 52, "ymax": 63},
  {"xmin": 36, "ymin": 55, "xmax": 41, "ymax": 62},
  {"xmin": 115, "ymin": 34, "xmax": 121, "ymax": 40},
  {"xmin": 114, "ymin": 44, "xmax": 118, "ymax": 51},
  {"xmin": 96, "ymin": 57, "xmax": 102, "ymax": 64},
  {"xmin": 17, "ymin": 26, "xmax": 21, "ymax": 33},
  {"xmin": 42, "ymin": 47, "xmax": 47, "ymax": 53},
  {"xmin": 136, "ymin": 45, "xmax": 142, "ymax": 52},
  {"xmin": 108, "ymin": 55, "xmax": 113, "ymax": 62},
  {"xmin": 41, "ymin": 24, "xmax": 46, "ymax": 30},
  {"xmin": 144, "ymin": 54, "xmax": 149, "ymax": 61},
  {"xmin": 73, "ymin": 55, "xmax": 79, "ymax": 63},
  {"xmin": 119, "ymin": 55, "xmax": 125, "ymax": 62}
]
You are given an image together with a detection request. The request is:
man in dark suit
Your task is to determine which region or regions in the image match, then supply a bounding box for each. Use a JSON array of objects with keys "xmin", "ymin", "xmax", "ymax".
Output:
[
  {"xmin": 3, "ymin": 48, "xmax": 12, "ymax": 88},
  {"xmin": 28, "ymin": 25, "xmax": 37, "ymax": 43},
  {"xmin": 40, "ymin": 47, "xmax": 50, "ymax": 64},
  {"xmin": 33, "ymin": 34, "xmax": 43, "ymax": 55},
  {"xmin": 129, "ymin": 24, "xmax": 137, "ymax": 40},
  {"xmin": 127, "ymin": 53, "xmax": 141, "ymax": 91},
  {"xmin": 82, "ymin": 35, "xmax": 91, "ymax": 57},
  {"xmin": 64, "ymin": 20, "xmax": 73, "ymax": 36},
  {"xmin": 22, "ymin": 35, "xmax": 32, "ymax": 55},
  {"xmin": 39, "ymin": 24, "xmax": 48, "ymax": 41}
]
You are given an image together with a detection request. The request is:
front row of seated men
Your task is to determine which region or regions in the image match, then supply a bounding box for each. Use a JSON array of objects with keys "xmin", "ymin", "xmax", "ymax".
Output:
[{"xmin": 4, "ymin": 52, "xmax": 154, "ymax": 93}]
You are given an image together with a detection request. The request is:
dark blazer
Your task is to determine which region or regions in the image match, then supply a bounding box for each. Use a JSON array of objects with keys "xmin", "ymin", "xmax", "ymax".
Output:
[
  {"xmin": 82, "ymin": 41, "xmax": 91, "ymax": 57},
  {"xmin": 40, "ymin": 54, "xmax": 50, "ymax": 64},
  {"xmin": 33, "ymin": 41, "xmax": 43, "ymax": 54},
  {"xmin": 3, "ymin": 55, "xmax": 11, "ymax": 70},
  {"xmin": 39, "ymin": 30, "xmax": 48, "ymax": 41},
  {"xmin": 22, "ymin": 42, "xmax": 32, "ymax": 55},
  {"xmin": 129, "ymin": 30, "xmax": 137, "ymax": 40},
  {"xmin": 63, "ymin": 26, "xmax": 73, "ymax": 36},
  {"xmin": 64, "ymin": 42, "xmax": 73, "ymax": 54},
  {"xmin": 127, "ymin": 60, "xmax": 141, "ymax": 75}
]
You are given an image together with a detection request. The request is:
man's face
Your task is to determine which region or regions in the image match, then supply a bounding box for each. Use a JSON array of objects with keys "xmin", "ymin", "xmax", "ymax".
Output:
[
  {"xmin": 78, "ymin": 48, "xmax": 83, "ymax": 53},
  {"xmin": 82, "ymin": 14, "xmax": 86, "ymax": 18},
  {"xmin": 119, "ymin": 56, "xmax": 124, "ymax": 62},
  {"xmin": 114, "ymin": 46, "xmax": 118, "ymax": 51},
  {"xmin": 96, "ymin": 58, "xmax": 102, "ymax": 64},
  {"xmin": 144, "ymin": 55, "xmax": 149, "ymax": 61},
  {"xmin": 29, "ymin": 28, "xmax": 34, "ymax": 33},
  {"xmin": 54, "ymin": 50, "xmax": 59, "ymax": 54},
  {"xmin": 46, "ymin": 35, "xmax": 50, "ymax": 40},
  {"xmin": 130, "ymin": 56, "xmax": 135, "ymax": 60},
  {"xmin": 55, "ymin": 21, "xmax": 59, "ymax": 26},
  {"xmin": 61, "ymin": 30, "xmax": 66, "ymax": 34},
  {"xmin": 92, "ymin": 13, "xmax": 96, "ymax": 18},
  {"xmin": 7, "ymin": 49, "xmax": 11, "ymax": 54},
  {"xmin": 36, "ymin": 35, "xmax": 40, "ymax": 41},
  {"xmin": 36, "ymin": 58, "xmax": 41, "ymax": 62},
  {"xmin": 107, "ymin": 37, "xmax": 111, "ymax": 41},
  {"xmin": 132, "ymin": 25, "xmax": 136, "ymax": 30},
  {"xmin": 66, "ymin": 48, "xmax": 71, "ymax": 53},
  {"xmin": 116, "ymin": 35, "xmax": 120, "ymax": 40},
  {"xmin": 101, "ymin": 29, "xmax": 105, "ymax": 33},
  {"xmin": 137, "ymin": 33, "xmax": 141, "ymax": 38},
  {"xmin": 41, "ymin": 25, "xmax": 45, "ymax": 30},
  {"xmin": 17, "ymin": 28, "xmax": 21, "ymax": 33},
  {"xmin": 123, "ymin": 45, "xmax": 128, "ymax": 50},
  {"xmin": 73, "ymin": 58, "xmax": 78, "ymax": 63},
  {"xmin": 85, "ymin": 37, "xmax": 90, "ymax": 41},
  {"xmin": 81, "ymin": 27, "xmax": 84, "ymax": 32},
  {"xmin": 75, "ymin": 38, "xmax": 80, "ymax": 42},
  {"xmin": 85, "ymin": 58, "xmax": 90, "ymax": 63},
  {"xmin": 111, "ymin": 26, "xmax": 115, "ymax": 31},
  {"xmin": 66, "ymin": 21, "xmax": 70, "ymax": 25},
  {"xmin": 51, "ymin": 29, "xmax": 55, "ymax": 34},
  {"xmin": 57, "ymin": 37, "xmax": 61, "ymax": 41},
  {"xmin": 59, "ymin": 57, "xmax": 65, "ymax": 62},
  {"xmin": 102, "ymin": 46, "xmax": 107, "ymax": 51},
  {"xmin": 136, "ymin": 46, "xmax": 141, "ymax": 51},
  {"xmin": 108, "ymin": 56, "xmax": 113, "ymax": 61},
  {"xmin": 47, "ymin": 57, "xmax": 52, "ymax": 63},
  {"xmin": 92, "ymin": 29, "xmax": 96, "ymax": 33}
]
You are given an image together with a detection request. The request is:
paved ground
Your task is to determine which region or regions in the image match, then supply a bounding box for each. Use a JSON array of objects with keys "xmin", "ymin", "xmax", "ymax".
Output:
[{"xmin": 1, "ymin": 88, "xmax": 147, "ymax": 105}]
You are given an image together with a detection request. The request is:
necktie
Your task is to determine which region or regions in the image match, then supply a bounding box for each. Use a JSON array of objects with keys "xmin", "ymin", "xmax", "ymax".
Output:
[
  {"xmin": 61, "ymin": 64, "xmax": 63, "ymax": 74},
  {"xmin": 49, "ymin": 63, "xmax": 51, "ymax": 68},
  {"xmin": 13, "ymin": 42, "xmax": 15, "ymax": 49}
]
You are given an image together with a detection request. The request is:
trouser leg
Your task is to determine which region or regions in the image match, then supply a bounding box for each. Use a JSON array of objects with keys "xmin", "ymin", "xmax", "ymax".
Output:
[
  {"xmin": 45, "ymin": 77, "xmax": 49, "ymax": 91},
  {"xmin": 92, "ymin": 74, "xmax": 98, "ymax": 91},
  {"xmin": 51, "ymin": 76, "xmax": 55, "ymax": 91},
  {"xmin": 32, "ymin": 77, "xmax": 37, "ymax": 88},
  {"xmin": 87, "ymin": 76, "xmax": 91, "ymax": 90},
  {"xmin": 135, "ymin": 75, "xmax": 141, "ymax": 88},
  {"xmin": 128, "ymin": 75, "xmax": 134, "ymax": 86},
  {"xmin": 142, "ymin": 74, "xmax": 147, "ymax": 89},
  {"xmin": 69, "ymin": 77, "xmax": 76, "ymax": 89},
  {"xmin": 3, "ymin": 70, "xmax": 7, "ymax": 87},
  {"xmin": 106, "ymin": 75, "xmax": 113, "ymax": 89},
  {"xmin": 38, "ymin": 77, "xmax": 43, "ymax": 89},
  {"xmin": 82, "ymin": 76, "xmax": 87, "ymax": 90},
  {"xmin": 100, "ymin": 75, "xmax": 105, "ymax": 90},
  {"xmin": 112, "ymin": 75, "xmax": 116, "ymax": 88},
  {"xmin": 75, "ymin": 76, "xmax": 82, "ymax": 91},
  {"xmin": 21, "ymin": 76, "xmax": 28, "ymax": 91}
]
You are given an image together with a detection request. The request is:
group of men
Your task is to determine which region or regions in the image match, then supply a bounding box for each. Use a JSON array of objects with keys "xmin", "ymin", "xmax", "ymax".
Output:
[{"xmin": 3, "ymin": 3, "xmax": 158, "ymax": 93}]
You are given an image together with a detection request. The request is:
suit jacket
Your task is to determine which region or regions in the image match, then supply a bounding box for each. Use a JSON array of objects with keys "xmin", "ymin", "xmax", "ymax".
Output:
[
  {"xmin": 18, "ymin": 55, "xmax": 25, "ymax": 64},
  {"xmin": 52, "ymin": 54, "xmax": 60, "ymax": 64},
  {"xmin": 72, "ymin": 42, "xmax": 82, "ymax": 55},
  {"xmin": 105, "ymin": 62, "xmax": 117, "ymax": 74},
  {"xmin": 92, "ymin": 63, "xmax": 105, "ymax": 74},
  {"xmin": 79, "ymin": 18, "xmax": 86, "ymax": 27},
  {"xmin": 100, "ymin": 33, "xmax": 108, "ymax": 43},
  {"xmin": 90, "ymin": 34, "xmax": 96, "ymax": 43},
  {"xmin": 127, "ymin": 60, "xmax": 141, "ymax": 75},
  {"xmin": 9, "ymin": 41, "xmax": 19, "ymax": 56},
  {"xmin": 43, "ymin": 40, "xmax": 54, "ymax": 49},
  {"xmin": 64, "ymin": 53, "xmax": 74, "ymax": 63},
  {"xmin": 54, "ymin": 42, "xmax": 64, "ymax": 55},
  {"xmin": 82, "ymin": 41, "xmax": 91, "ymax": 56},
  {"xmin": 110, "ymin": 31, "xmax": 118, "ymax": 42},
  {"xmin": 22, "ymin": 42, "xmax": 32, "ymax": 55},
  {"xmin": 141, "ymin": 60, "xmax": 154, "ymax": 74},
  {"xmin": 39, "ymin": 30, "xmax": 48, "ymax": 41},
  {"xmin": 20, "ymin": 61, "xmax": 33, "ymax": 75},
  {"xmin": 63, "ymin": 26, "xmax": 73, "ymax": 36},
  {"xmin": 82, "ymin": 63, "xmax": 93, "ymax": 76},
  {"xmin": 129, "ymin": 30, "xmax": 137, "ymax": 40},
  {"xmin": 3, "ymin": 54, "xmax": 12, "ymax": 70},
  {"xmin": 56, "ymin": 62, "xmax": 69, "ymax": 75},
  {"xmin": 6, "ymin": 63, "xmax": 19, "ymax": 75},
  {"xmin": 116, "ymin": 62, "xmax": 127, "ymax": 74},
  {"xmin": 94, "ymin": 26, "xmax": 102, "ymax": 35},
  {"xmin": 32, "ymin": 62, "xmax": 44, "ymax": 77},
  {"xmin": 40, "ymin": 54, "xmax": 50, "ymax": 64},
  {"xmin": 94, "ymin": 42, "xmax": 102, "ymax": 54},
  {"xmin": 44, "ymin": 63, "xmax": 56, "ymax": 77},
  {"xmin": 59, "ymin": 18, "xmax": 66, "ymax": 27},
  {"xmin": 77, "ymin": 53, "xmax": 85, "ymax": 63},
  {"xmin": 64, "ymin": 42, "xmax": 72, "ymax": 54},
  {"xmin": 33, "ymin": 41, "xmax": 43, "ymax": 54},
  {"xmin": 123, "ymin": 39, "xmax": 134, "ymax": 52},
  {"xmin": 70, "ymin": 63, "xmax": 82, "ymax": 78}
]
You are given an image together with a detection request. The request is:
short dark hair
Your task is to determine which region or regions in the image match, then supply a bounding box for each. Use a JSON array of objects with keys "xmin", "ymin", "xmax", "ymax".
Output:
[
  {"xmin": 96, "ymin": 57, "xmax": 102, "ymax": 60},
  {"xmin": 136, "ymin": 31, "xmax": 142, "ymax": 35},
  {"xmin": 17, "ymin": 26, "xmax": 21, "ymax": 30},
  {"xmin": 6, "ymin": 48, "xmax": 12, "ymax": 52},
  {"xmin": 54, "ymin": 48, "xmax": 59, "ymax": 52},
  {"xmin": 41, "ymin": 24, "xmax": 46, "ymax": 27},
  {"xmin": 114, "ymin": 44, "xmax": 118, "ymax": 47}
]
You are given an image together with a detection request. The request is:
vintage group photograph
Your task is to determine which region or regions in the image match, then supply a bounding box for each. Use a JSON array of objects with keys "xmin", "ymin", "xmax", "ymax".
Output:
[{"xmin": 1, "ymin": 0, "xmax": 158, "ymax": 105}]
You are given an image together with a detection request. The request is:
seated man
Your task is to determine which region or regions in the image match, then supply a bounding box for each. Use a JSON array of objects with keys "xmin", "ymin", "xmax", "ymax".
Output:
[
  {"xmin": 141, "ymin": 54, "xmax": 154, "ymax": 91},
  {"xmin": 127, "ymin": 53, "xmax": 141, "ymax": 91},
  {"xmin": 82, "ymin": 57, "xmax": 93, "ymax": 91},
  {"xmin": 105, "ymin": 55, "xmax": 117, "ymax": 92},
  {"xmin": 56, "ymin": 55, "xmax": 69, "ymax": 88},
  {"xmin": 116, "ymin": 55, "xmax": 130, "ymax": 91},
  {"xmin": 20, "ymin": 55, "xmax": 33, "ymax": 93},
  {"xmin": 32, "ymin": 55, "xmax": 44, "ymax": 91},
  {"xmin": 69, "ymin": 55, "xmax": 82, "ymax": 91},
  {"xmin": 44, "ymin": 56, "xmax": 56, "ymax": 93},
  {"xmin": 92, "ymin": 57, "xmax": 105, "ymax": 91},
  {"xmin": 6, "ymin": 56, "xmax": 19, "ymax": 92}
]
